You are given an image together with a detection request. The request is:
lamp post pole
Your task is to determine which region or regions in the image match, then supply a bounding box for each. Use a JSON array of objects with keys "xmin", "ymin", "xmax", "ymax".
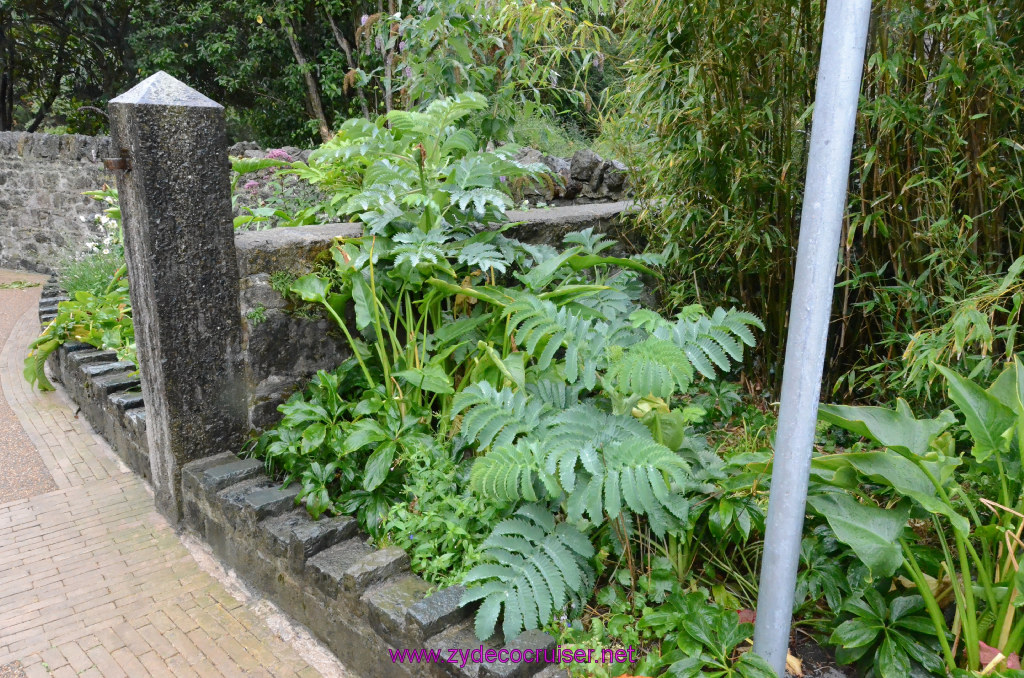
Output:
[{"xmin": 752, "ymin": 1, "xmax": 872, "ymax": 674}]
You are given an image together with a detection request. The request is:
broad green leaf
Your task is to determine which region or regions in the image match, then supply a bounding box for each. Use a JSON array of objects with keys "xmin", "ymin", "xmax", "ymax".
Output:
[
  {"xmin": 343, "ymin": 419, "xmax": 387, "ymax": 451},
  {"xmin": 641, "ymin": 408, "xmax": 688, "ymax": 450},
  {"xmin": 936, "ymin": 364, "xmax": 1015, "ymax": 462},
  {"xmin": 986, "ymin": 362, "xmax": 1019, "ymax": 410},
  {"xmin": 290, "ymin": 274, "xmax": 330, "ymax": 303},
  {"xmin": 566, "ymin": 253, "xmax": 662, "ymax": 278},
  {"xmin": 829, "ymin": 618, "xmax": 881, "ymax": 649},
  {"xmin": 515, "ymin": 246, "xmax": 584, "ymax": 290},
  {"xmin": 813, "ymin": 451, "xmax": 967, "ymax": 534},
  {"xmin": 479, "ymin": 344, "xmax": 525, "ymax": 389},
  {"xmin": 394, "ymin": 364, "xmax": 454, "ymax": 394},
  {"xmin": 363, "ymin": 443, "xmax": 396, "ymax": 491},
  {"xmin": 876, "ymin": 635, "xmax": 911, "ymax": 678},
  {"xmin": 349, "ymin": 273, "xmax": 375, "ymax": 330},
  {"xmin": 807, "ymin": 492, "xmax": 909, "ymax": 578},
  {"xmin": 230, "ymin": 156, "xmax": 291, "ymax": 174},
  {"xmin": 1016, "ymin": 356, "xmax": 1024, "ymax": 465},
  {"xmin": 300, "ymin": 422, "xmax": 327, "ymax": 454},
  {"xmin": 818, "ymin": 400, "xmax": 955, "ymax": 457},
  {"xmin": 735, "ymin": 652, "xmax": 777, "ymax": 678}
]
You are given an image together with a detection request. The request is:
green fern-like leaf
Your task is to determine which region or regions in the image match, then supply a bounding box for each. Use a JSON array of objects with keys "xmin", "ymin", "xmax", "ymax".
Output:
[
  {"xmin": 457, "ymin": 242, "xmax": 510, "ymax": 274},
  {"xmin": 543, "ymin": 403, "xmax": 651, "ymax": 491},
  {"xmin": 503, "ymin": 292, "xmax": 603, "ymax": 387},
  {"xmin": 451, "ymin": 382, "xmax": 546, "ymax": 450},
  {"xmin": 391, "ymin": 228, "xmax": 452, "ymax": 268},
  {"xmin": 656, "ymin": 307, "xmax": 764, "ymax": 379},
  {"xmin": 604, "ymin": 337, "xmax": 695, "ymax": 398},
  {"xmin": 461, "ymin": 505, "xmax": 595, "ymax": 641},
  {"xmin": 471, "ymin": 442, "xmax": 557, "ymax": 503},
  {"xmin": 525, "ymin": 378, "xmax": 582, "ymax": 409},
  {"xmin": 564, "ymin": 437, "xmax": 691, "ymax": 537}
]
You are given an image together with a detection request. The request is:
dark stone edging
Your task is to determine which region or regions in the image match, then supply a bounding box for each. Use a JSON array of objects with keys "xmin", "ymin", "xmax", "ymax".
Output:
[
  {"xmin": 35, "ymin": 282, "xmax": 562, "ymax": 678},
  {"xmin": 39, "ymin": 279, "xmax": 151, "ymax": 480}
]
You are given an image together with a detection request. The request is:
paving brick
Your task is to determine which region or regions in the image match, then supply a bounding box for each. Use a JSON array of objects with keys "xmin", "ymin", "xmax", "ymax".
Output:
[{"xmin": 0, "ymin": 303, "xmax": 330, "ymax": 678}]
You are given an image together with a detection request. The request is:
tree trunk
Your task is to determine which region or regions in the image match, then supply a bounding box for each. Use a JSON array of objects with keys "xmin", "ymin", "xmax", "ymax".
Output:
[
  {"xmin": 26, "ymin": 37, "xmax": 69, "ymax": 132},
  {"xmin": 323, "ymin": 7, "xmax": 370, "ymax": 118},
  {"xmin": 0, "ymin": 9, "xmax": 13, "ymax": 131},
  {"xmin": 282, "ymin": 17, "xmax": 331, "ymax": 143}
]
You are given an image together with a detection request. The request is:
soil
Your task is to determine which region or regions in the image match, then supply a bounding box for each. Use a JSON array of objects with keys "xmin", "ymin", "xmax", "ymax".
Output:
[{"xmin": 788, "ymin": 634, "xmax": 856, "ymax": 678}]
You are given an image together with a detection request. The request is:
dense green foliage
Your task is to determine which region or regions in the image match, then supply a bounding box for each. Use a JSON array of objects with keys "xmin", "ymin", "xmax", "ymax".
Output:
[
  {"xmin": 23, "ymin": 276, "xmax": 134, "ymax": 390},
  {"xmin": 813, "ymin": 361, "xmax": 1024, "ymax": 674},
  {"xmin": 237, "ymin": 97, "xmax": 776, "ymax": 668},
  {"xmin": 25, "ymin": 1, "xmax": 1024, "ymax": 674},
  {"xmin": 1, "ymin": 1, "xmax": 133, "ymax": 133},
  {"xmin": 3, "ymin": 0, "xmax": 610, "ymax": 146},
  {"xmin": 613, "ymin": 0, "xmax": 1024, "ymax": 402}
]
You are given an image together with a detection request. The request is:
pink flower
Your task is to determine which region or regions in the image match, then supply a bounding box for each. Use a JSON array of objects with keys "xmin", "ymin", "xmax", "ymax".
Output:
[
  {"xmin": 243, "ymin": 180, "xmax": 259, "ymax": 191},
  {"xmin": 267, "ymin": 148, "xmax": 293, "ymax": 161}
]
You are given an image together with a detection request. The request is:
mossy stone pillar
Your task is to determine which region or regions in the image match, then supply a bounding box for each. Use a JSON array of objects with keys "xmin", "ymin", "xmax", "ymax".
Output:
[{"xmin": 108, "ymin": 72, "xmax": 246, "ymax": 523}]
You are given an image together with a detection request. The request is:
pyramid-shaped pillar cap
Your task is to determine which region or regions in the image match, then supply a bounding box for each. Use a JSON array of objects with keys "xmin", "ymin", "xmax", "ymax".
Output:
[{"xmin": 110, "ymin": 71, "xmax": 222, "ymax": 109}]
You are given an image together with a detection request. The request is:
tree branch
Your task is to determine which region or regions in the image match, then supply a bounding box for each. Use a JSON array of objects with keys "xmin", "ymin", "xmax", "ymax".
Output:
[
  {"xmin": 280, "ymin": 14, "xmax": 331, "ymax": 143},
  {"xmin": 322, "ymin": 5, "xmax": 370, "ymax": 118}
]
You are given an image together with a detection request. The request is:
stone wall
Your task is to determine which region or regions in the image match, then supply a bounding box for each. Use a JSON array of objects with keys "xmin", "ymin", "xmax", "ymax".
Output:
[
  {"xmin": 0, "ymin": 132, "xmax": 113, "ymax": 272},
  {"xmin": 236, "ymin": 223, "xmax": 361, "ymax": 430},
  {"xmin": 0, "ymin": 133, "xmax": 627, "ymax": 275}
]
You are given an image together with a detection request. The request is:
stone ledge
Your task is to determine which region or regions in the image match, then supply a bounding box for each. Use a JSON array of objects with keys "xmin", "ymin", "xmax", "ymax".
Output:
[
  {"xmin": 39, "ymin": 287, "xmax": 150, "ymax": 481},
  {"xmin": 235, "ymin": 222, "xmax": 363, "ymax": 277},
  {"xmin": 180, "ymin": 452, "xmax": 555, "ymax": 678}
]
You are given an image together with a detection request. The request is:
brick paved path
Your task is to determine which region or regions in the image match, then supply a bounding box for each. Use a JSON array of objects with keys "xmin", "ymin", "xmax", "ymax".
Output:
[{"xmin": 0, "ymin": 272, "xmax": 346, "ymax": 678}]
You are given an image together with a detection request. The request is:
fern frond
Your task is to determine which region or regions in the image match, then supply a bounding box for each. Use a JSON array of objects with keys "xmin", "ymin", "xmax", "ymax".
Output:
[
  {"xmin": 457, "ymin": 242, "xmax": 510, "ymax": 274},
  {"xmin": 461, "ymin": 505, "xmax": 594, "ymax": 640},
  {"xmin": 451, "ymin": 382, "xmax": 546, "ymax": 450},
  {"xmin": 503, "ymin": 292, "xmax": 603, "ymax": 386},
  {"xmin": 562, "ymin": 227, "xmax": 616, "ymax": 255},
  {"xmin": 564, "ymin": 437, "xmax": 691, "ymax": 537},
  {"xmin": 526, "ymin": 378, "xmax": 582, "ymax": 409},
  {"xmin": 604, "ymin": 337, "xmax": 694, "ymax": 398},
  {"xmin": 470, "ymin": 442, "xmax": 552, "ymax": 503},
  {"xmin": 657, "ymin": 307, "xmax": 763, "ymax": 379},
  {"xmin": 543, "ymin": 403, "xmax": 651, "ymax": 491}
]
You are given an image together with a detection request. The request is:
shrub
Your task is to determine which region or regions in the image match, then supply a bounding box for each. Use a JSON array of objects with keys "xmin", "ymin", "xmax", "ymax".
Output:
[{"xmin": 611, "ymin": 0, "xmax": 1024, "ymax": 402}]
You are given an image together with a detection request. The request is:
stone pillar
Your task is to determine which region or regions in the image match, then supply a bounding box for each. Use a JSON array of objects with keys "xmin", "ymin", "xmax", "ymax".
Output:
[{"xmin": 108, "ymin": 72, "xmax": 246, "ymax": 523}]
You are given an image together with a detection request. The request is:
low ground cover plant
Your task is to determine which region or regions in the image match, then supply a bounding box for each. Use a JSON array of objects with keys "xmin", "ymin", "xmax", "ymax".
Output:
[{"xmin": 25, "ymin": 187, "xmax": 134, "ymax": 390}]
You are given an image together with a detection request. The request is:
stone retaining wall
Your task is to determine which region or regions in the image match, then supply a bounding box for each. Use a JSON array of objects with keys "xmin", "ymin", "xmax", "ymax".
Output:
[
  {"xmin": 37, "ymin": 295, "xmax": 563, "ymax": 678},
  {"xmin": 1, "ymin": 131, "xmax": 628, "ymax": 276},
  {"xmin": 0, "ymin": 132, "xmax": 113, "ymax": 272}
]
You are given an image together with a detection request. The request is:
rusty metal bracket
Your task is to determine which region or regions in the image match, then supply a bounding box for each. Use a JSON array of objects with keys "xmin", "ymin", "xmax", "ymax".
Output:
[{"xmin": 103, "ymin": 150, "xmax": 130, "ymax": 172}]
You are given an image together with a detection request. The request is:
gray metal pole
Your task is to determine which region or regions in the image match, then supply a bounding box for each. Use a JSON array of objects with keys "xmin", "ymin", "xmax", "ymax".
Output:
[{"xmin": 752, "ymin": 0, "xmax": 872, "ymax": 675}]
